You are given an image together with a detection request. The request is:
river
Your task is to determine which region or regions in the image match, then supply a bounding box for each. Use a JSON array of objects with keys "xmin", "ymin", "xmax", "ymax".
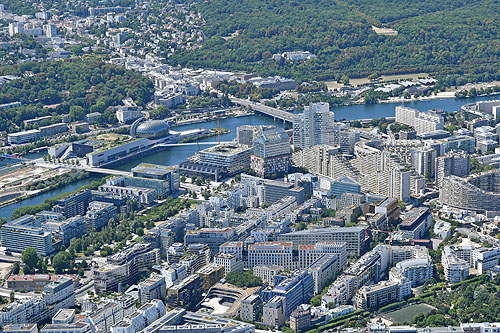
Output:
[
  {"xmin": 0, "ymin": 176, "xmax": 101, "ymax": 221},
  {"xmin": 0, "ymin": 95, "xmax": 497, "ymax": 220}
]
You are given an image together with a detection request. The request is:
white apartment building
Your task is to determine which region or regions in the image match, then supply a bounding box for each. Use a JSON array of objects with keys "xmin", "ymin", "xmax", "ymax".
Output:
[
  {"xmin": 442, "ymin": 246, "xmax": 470, "ymax": 283},
  {"xmin": 472, "ymin": 247, "xmax": 500, "ymax": 274},
  {"xmin": 214, "ymin": 252, "xmax": 244, "ymax": 275},
  {"xmin": 395, "ymin": 106, "xmax": 444, "ymax": 134},
  {"xmin": 253, "ymin": 265, "xmax": 284, "ymax": 286},
  {"xmin": 116, "ymin": 109, "xmax": 143, "ymax": 124}
]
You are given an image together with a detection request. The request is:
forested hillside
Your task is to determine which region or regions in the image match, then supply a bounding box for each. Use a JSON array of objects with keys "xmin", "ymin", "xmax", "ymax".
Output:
[
  {"xmin": 168, "ymin": 0, "xmax": 500, "ymax": 81},
  {"xmin": 0, "ymin": 60, "xmax": 154, "ymax": 132}
]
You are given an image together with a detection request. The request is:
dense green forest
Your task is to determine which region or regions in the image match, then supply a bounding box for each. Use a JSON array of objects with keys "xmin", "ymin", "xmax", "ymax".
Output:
[
  {"xmin": 0, "ymin": 60, "xmax": 154, "ymax": 132},
  {"xmin": 168, "ymin": 0, "xmax": 500, "ymax": 81}
]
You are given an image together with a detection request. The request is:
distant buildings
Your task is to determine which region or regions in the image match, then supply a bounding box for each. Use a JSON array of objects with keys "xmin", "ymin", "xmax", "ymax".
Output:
[{"xmin": 395, "ymin": 106, "xmax": 444, "ymax": 134}]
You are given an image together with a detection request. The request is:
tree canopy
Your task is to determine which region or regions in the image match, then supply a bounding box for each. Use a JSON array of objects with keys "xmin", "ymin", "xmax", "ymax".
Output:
[
  {"xmin": 167, "ymin": 0, "xmax": 500, "ymax": 83},
  {"xmin": 0, "ymin": 59, "xmax": 154, "ymax": 133},
  {"xmin": 226, "ymin": 270, "xmax": 262, "ymax": 288}
]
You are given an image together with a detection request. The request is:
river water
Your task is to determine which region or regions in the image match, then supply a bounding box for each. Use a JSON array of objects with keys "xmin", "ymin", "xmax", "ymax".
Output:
[{"xmin": 0, "ymin": 95, "xmax": 497, "ymax": 220}]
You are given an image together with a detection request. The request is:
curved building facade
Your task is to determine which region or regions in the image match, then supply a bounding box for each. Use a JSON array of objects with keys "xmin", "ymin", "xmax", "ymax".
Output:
[
  {"xmin": 130, "ymin": 118, "xmax": 170, "ymax": 139},
  {"xmin": 439, "ymin": 170, "xmax": 500, "ymax": 212}
]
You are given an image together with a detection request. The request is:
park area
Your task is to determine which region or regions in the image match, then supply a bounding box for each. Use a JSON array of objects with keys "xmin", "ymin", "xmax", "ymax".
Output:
[{"xmin": 382, "ymin": 304, "xmax": 434, "ymax": 324}]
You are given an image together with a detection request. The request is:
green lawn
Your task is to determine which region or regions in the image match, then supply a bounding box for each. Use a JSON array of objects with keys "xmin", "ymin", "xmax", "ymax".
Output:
[{"xmin": 382, "ymin": 304, "xmax": 434, "ymax": 324}]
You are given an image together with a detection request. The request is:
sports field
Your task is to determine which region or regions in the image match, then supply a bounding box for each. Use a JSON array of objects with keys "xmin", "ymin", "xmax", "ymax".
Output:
[{"xmin": 382, "ymin": 304, "xmax": 434, "ymax": 324}]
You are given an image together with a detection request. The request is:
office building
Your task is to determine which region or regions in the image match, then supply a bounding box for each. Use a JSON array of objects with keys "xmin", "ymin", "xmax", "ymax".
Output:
[
  {"xmin": 165, "ymin": 275, "xmax": 203, "ymax": 311},
  {"xmin": 339, "ymin": 130, "xmax": 361, "ymax": 155},
  {"xmin": 185, "ymin": 228, "xmax": 236, "ymax": 255},
  {"xmin": 298, "ymin": 242, "xmax": 347, "ymax": 270},
  {"xmin": 399, "ymin": 207, "xmax": 432, "ymax": 239},
  {"xmin": 0, "ymin": 215, "xmax": 54, "ymax": 256},
  {"xmin": 277, "ymin": 227, "xmax": 367, "ymax": 257},
  {"xmin": 330, "ymin": 177, "xmax": 361, "ymax": 197},
  {"xmin": 250, "ymin": 127, "xmax": 291, "ymax": 177},
  {"xmin": 262, "ymin": 270, "xmax": 314, "ymax": 318},
  {"xmin": 131, "ymin": 163, "xmax": 180, "ymax": 195},
  {"xmin": 53, "ymin": 190, "xmax": 92, "ymax": 218},
  {"xmin": 437, "ymin": 135, "xmax": 476, "ymax": 154},
  {"xmin": 395, "ymin": 106, "xmax": 444, "ymax": 134},
  {"xmin": 293, "ymin": 102, "xmax": 335, "ymax": 149},
  {"xmin": 8, "ymin": 129, "xmax": 41, "ymax": 144},
  {"xmin": 198, "ymin": 144, "xmax": 252, "ymax": 176},
  {"xmin": 214, "ymin": 252, "xmax": 243, "ymax": 275},
  {"xmin": 374, "ymin": 197, "xmax": 401, "ymax": 225},
  {"xmin": 196, "ymin": 263, "xmax": 225, "ymax": 291},
  {"xmin": 239, "ymin": 295, "xmax": 262, "ymax": 323},
  {"xmin": 247, "ymin": 242, "xmax": 294, "ymax": 269},
  {"xmin": 262, "ymin": 296, "xmax": 286, "ymax": 329}
]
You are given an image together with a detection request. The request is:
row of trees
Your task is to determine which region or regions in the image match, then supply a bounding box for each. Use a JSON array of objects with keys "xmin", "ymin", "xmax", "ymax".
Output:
[
  {"xmin": 18, "ymin": 247, "xmax": 83, "ymax": 275},
  {"xmin": 25, "ymin": 170, "xmax": 87, "ymax": 191}
]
